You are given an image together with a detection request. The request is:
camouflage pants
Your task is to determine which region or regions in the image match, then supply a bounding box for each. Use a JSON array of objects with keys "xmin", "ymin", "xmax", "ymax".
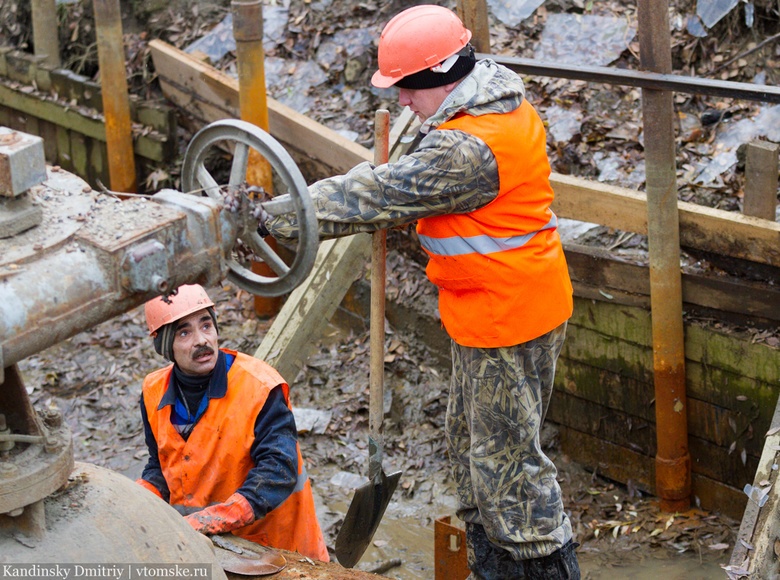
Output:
[{"xmin": 446, "ymin": 322, "xmax": 572, "ymax": 563}]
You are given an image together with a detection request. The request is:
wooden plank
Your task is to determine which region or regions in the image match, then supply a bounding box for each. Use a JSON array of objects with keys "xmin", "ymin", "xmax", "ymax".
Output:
[
  {"xmin": 565, "ymin": 244, "xmax": 780, "ymax": 323},
  {"xmin": 254, "ymin": 235, "xmax": 371, "ymax": 384},
  {"xmin": 148, "ymin": 39, "xmax": 372, "ymax": 174},
  {"xmin": 0, "ymin": 78, "xmax": 168, "ymax": 162},
  {"xmin": 569, "ymin": 297, "xmax": 780, "ymax": 384},
  {"xmin": 729, "ymin": 392, "xmax": 780, "ymax": 574},
  {"xmin": 550, "ymin": 387, "xmax": 768, "ymax": 460},
  {"xmin": 55, "ymin": 124, "xmax": 72, "ymax": 172},
  {"xmin": 743, "ymin": 140, "xmax": 779, "ymax": 221},
  {"xmin": 558, "ymin": 426, "xmax": 747, "ymax": 520},
  {"xmin": 38, "ymin": 119, "xmax": 58, "ymax": 163},
  {"xmin": 562, "ymin": 319, "xmax": 778, "ymax": 425},
  {"xmin": 551, "ymin": 173, "xmax": 780, "ymax": 267}
]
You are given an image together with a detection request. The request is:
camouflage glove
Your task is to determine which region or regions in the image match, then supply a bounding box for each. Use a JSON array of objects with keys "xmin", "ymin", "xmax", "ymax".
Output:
[{"xmin": 184, "ymin": 493, "xmax": 255, "ymax": 535}]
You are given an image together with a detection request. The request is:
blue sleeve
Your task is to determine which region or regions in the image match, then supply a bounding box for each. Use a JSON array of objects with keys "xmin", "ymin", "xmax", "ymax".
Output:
[
  {"xmin": 237, "ymin": 385, "xmax": 299, "ymax": 518},
  {"xmin": 139, "ymin": 393, "xmax": 171, "ymax": 502}
]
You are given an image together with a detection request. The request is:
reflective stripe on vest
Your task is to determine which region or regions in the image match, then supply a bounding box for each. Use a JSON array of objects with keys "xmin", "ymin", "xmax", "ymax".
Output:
[{"xmin": 419, "ymin": 213, "xmax": 558, "ymax": 256}]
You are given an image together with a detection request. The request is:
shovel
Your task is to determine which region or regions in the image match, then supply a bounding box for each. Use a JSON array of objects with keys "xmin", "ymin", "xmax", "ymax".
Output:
[
  {"xmin": 334, "ymin": 109, "xmax": 402, "ymax": 568},
  {"xmin": 212, "ymin": 534, "xmax": 287, "ymax": 576}
]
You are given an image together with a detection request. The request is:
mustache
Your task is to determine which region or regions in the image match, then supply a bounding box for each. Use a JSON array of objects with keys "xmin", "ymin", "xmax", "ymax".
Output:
[{"xmin": 192, "ymin": 345, "xmax": 215, "ymax": 359}]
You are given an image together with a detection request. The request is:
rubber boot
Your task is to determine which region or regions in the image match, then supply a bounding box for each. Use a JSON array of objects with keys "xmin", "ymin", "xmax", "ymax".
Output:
[
  {"xmin": 523, "ymin": 540, "xmax": 581, "ymax": 580},
  {"xmin": 465, "ymin": 523, "xmax": 524, "ymax": 580}
]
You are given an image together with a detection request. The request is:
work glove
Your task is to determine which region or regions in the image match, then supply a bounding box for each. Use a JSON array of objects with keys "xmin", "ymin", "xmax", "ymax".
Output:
[
  {"xmin": 253, "ymin": 205, "xmax": 271, "ymax": 238},
  {"xmin": 135, "ymin": 478, "xmax": 163, "ymax": 500},
  {"xmin": 184, "ymin": 492, "xmax": 255, "ymax": 536}
]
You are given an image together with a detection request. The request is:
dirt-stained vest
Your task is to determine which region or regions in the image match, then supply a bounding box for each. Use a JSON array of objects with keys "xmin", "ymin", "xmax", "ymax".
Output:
[
  {"xmin": 416, "ymin": 99, "xmax": 573, "ymax": 348},
  {"xmin": 142, "ymin": 349, "xmax": 329, "ymax": 562}
]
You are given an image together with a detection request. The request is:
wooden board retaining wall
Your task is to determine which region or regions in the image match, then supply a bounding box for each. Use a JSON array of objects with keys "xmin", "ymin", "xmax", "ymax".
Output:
[{"xmin": 0, "ymin": 47, "xmax": 177, "ymax": 191}]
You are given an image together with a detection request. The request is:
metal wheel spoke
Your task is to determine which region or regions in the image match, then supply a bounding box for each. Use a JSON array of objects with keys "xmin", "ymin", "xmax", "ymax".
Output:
[
  {"xmin": 196, "ymin": 165, "xmax": 221, "ymax": 198},
  {"xmin": 262, "ymin": 194, "xmax": 295, "ymax": 216},
  {"xmin": 229, "ymin": 142, "xmax": 250, "ymax": 188},
  {"xmin": 245, "ymin": 233, "xmax": 290, "ymax": 276}
]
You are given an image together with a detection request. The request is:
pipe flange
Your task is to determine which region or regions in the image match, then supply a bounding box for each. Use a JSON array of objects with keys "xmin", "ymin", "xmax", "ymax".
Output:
[{"xmin": 0, "ymin": 421, "xmax": 73, "ymax": 514}]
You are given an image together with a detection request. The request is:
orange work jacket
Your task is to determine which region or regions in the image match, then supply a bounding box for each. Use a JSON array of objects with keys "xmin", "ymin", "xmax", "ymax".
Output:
[
  {"xmin": 142, "ymin": 349, "xmax": 329, "ymax": 561},
  {"xmin": 416, "ymin": 99, "xmax": 573, "ymax": 348}
]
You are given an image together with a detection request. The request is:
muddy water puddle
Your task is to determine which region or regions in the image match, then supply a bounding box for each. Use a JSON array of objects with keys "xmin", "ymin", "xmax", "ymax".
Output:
[{"xmin": 313, "ymin": 500, "xmax": 727, "ymax": 579}]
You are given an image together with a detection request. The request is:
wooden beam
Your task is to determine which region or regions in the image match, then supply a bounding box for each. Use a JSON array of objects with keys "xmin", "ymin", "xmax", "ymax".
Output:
[
  {"xmin": 0, "ymin": 79, "xmax": 169, "ymax": 161},
  {"xmin": 148, "ymin": 39, "xmax": 371, "ymax": 174},
  {"xmin": 743, "ymin": 140, "xmax": 779, "ymax": 221},
  {"xmin": 551, "ymin": 174, "xmax": 780, "ymax": 267},
  {"xmin": 565, "ymin": 243, "xmax": 780, "ymax": 323},
  {"xmin": 253, "ymin": 235, "xmax": 371, "ymax": 384},
  {"xmin": 729, "ymin": 394, "xmax": 780, "ymax": 575}
]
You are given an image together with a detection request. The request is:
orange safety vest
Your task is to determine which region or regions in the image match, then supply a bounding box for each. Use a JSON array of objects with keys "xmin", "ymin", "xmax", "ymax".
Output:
[
  {"xmin": 416, "ymin": 99, "xmax": 573, "ymax": 348},
  {"xmin": 142, "ymin": 349, "xmax": 329, "ymax": 562}
]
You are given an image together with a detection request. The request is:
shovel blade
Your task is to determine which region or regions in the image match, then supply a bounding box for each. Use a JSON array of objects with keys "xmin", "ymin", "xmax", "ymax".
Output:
[{"xmin": 334, "ymin": 469, "xmax": 402, "ymax": 568}]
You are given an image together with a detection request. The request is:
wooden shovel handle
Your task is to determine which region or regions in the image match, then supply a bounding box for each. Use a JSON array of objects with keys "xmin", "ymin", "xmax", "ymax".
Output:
[{"xmin": 369, "ymin": 109, "xmax": 390, "ymax": 444}]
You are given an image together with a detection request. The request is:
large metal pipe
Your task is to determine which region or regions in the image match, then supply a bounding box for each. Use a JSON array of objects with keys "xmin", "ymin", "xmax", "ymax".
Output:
[
  {"xmin": 0, "ymin": 188, "xmax": 232, "ymax": 375},
  {"xmin": 637, "ymin": 0, "xmax": 691, "ymax": 512},
  {"xmin": 92, "ymin": 0, "xmax": 137, "ymax": 192},
  {"xmin": 31, "ymin": 0, "xmax": 61, "ymax": 68},
  {"xmin": 232, "ymin": 0, "xmax": 280, "ymax": 317}
]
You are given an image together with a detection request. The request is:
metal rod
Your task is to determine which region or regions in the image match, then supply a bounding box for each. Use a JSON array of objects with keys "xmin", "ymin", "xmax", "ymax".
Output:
[
  {"xmin": 479, "ymin": 53, "xmax": 780, "ymax": 104},
  {"xmin": 637, "ymin": 0, "xmax": 691, "ymax": 513},
  {"xmin": 31, "ymin": 0, "xmax": 61, "ymax": 68},
  {"xmin": 232, "ymin": 0, "xmax": 280, "ymax": 317},
  {"xmin": 92, "ymin": 0, "xmax": 137, "ymax": 192}
]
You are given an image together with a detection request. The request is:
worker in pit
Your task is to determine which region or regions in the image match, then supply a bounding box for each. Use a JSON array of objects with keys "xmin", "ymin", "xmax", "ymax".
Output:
[
  {"xmin": 260, "ymin": 5, "xmax": 579, "ymax": 579},
  {"xmin": 135, "ymin": 284, "xmax": 329, "ymax": 562}
]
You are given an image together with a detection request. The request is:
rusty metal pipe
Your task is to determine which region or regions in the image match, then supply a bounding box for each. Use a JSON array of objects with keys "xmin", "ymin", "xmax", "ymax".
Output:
[
  {"xmin": 31, "ymin": 0, "xmax": 61, "ymax": 68},
  {"xmin": 92, "ymin": 0, "xmax": 137, "ymax": 192},
  {"xmin": 232, "ymin": 0, "xmax": 280, "ymax": 316},
  {"xmin": 637, "ymin": 0, "xmax": 691, "ymax": 512},
  {"xmin": 0, "ymin": 190, "xmax": 231, "ymax": 370}
]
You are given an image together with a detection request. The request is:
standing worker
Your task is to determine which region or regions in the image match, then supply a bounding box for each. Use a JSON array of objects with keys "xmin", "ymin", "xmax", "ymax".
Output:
[
  {"xmin": 136, "ymin": 284, "xmax": 329, "ymax": 562},
  {"xmin": 261, "ymin": 5, "xmax": 579, "ymax": 578}
]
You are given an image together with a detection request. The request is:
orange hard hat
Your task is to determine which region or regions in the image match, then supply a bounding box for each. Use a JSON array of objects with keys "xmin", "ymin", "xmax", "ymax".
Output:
[
  {"xmin": 371, "ymin": 5, "xmax": 472, "ymax": 89},
  {"xmin": 144, "ymin": 284, "xmax": 215, "ymax": 336}
]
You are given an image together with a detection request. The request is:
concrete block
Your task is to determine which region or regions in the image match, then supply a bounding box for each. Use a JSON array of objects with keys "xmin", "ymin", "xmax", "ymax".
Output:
[{"xmin": 0, "ymin": 127, "xmax": 47, "ymax": 197}]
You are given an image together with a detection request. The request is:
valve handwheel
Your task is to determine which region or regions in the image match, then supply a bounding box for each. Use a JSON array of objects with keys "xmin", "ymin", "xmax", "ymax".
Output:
[{"xmin": 182, "ymin": 119, "xmax": 318, "ymax": 297}]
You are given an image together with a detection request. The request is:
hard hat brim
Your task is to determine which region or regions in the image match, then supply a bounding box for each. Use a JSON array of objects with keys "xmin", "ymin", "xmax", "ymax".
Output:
[{"xmin": 371, "ymin": 69, "xmax": 400, "ymax": 89}]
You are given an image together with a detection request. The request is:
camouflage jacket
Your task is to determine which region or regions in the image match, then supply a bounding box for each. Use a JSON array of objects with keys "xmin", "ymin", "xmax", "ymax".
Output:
[{"xmin": 266, "ymin": 59, "xmax": 527, "ymax": 240}]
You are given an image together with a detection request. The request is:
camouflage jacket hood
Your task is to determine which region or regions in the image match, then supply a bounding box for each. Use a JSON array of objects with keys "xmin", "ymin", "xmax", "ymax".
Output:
[{"xmin": 421, "ymin": 59, "xmax": 527, "ymax": 134}]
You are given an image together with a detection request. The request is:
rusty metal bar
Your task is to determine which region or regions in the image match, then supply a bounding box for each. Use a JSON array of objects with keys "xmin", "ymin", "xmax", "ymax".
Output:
[
  {"xmin": 479, "ymin": 53, "xmax": 780, "ymax": 104},
  {"xmin": 92, "ymin": 0, "xmax": 137, "ymax": 192},
  {"xmin": 637, "ymin": 0, "xmax": 691, "ymax": 513},
  {"xmin": 434, "ymin": 516, "xmax": 468, "ymax": 580},
  {"xmin": 457, "ymin": 0, "xmax": 490, "ymax": 53},
  {"xmin": 31, "ymin": 0, "xmax": 61, "ymax": 68},
  {"xmin": 232, "ymin": 0, "xmax": 281, "ymax": 316}
]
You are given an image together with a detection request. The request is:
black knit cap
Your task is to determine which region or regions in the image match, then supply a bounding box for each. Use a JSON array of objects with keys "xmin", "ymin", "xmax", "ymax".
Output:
[{"xmin": 395, "ymin": 45, "xmax": 476, "ymax": 90}]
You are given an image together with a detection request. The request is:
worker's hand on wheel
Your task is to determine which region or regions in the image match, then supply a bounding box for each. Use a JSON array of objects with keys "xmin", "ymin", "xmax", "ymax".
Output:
[
  {"xmin": 184, "ymin": 492, "xmax": 255, "ymax": 535},
  {"xmin": 253, "ymin": 205, "xmax": 271, "ymax": 238}
]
